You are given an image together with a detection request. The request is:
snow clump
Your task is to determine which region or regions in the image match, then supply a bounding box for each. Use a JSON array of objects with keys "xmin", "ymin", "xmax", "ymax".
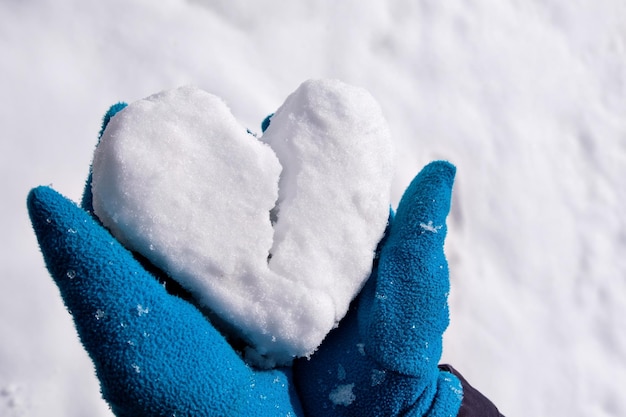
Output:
[{"xmin": 91, "ymin": 79, "xmax": 393, "ymax": 365}]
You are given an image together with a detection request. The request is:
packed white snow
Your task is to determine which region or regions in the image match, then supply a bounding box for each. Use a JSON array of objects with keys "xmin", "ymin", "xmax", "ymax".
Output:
[
  {"xmin": 328, "ymin": 383, "xmax": 356, "ymax": 407},
  {"xmin": 91, "ymin": 79, "xmax": 393, "ymax": 364}
]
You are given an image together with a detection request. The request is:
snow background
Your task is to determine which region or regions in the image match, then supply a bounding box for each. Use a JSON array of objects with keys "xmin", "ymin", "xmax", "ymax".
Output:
[{"xmin": 2, "ymin": 0, "xmax": 625, "ymax": 415}]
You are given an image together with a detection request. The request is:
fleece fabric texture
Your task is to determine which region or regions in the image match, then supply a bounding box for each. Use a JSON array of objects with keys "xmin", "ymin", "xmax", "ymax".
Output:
[
  {"xmin": 294, "ymin": 161, "xmax": 463, "ymax": 417},
  {"xmin": 81, "ymin": 101, "xmax": 127, "ymax": 212},
  {"xmin": 27, "ymin": 186, "xmax": 304, "ymax": 417},
  {"xmin": 26, "ymin": 103, "xmax": 304, "ymax": 417},
  {"xmin": 27, "ymin": 104, "xmax": 464, "ymax": 417}
]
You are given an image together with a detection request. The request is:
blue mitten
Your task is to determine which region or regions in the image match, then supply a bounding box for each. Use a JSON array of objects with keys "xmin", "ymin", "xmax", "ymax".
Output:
[
  {"xmin": 29, "ymin": 105, "xmax": 463, "ymax": 417},
  {"xmin": 293, "ymin": 161, "xmax": 463, "ymax": 417},
  {"xmin": 27, "ymin": 105, "xmax": 304, "ymax": 417}
]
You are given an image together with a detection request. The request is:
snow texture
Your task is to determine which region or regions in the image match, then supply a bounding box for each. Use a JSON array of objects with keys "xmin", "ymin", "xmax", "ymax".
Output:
[
  {"xmin": 328, "ymin": 383, "xmax": 356, "ymax": 407},
  {"xmin": 4, "ymin": 0, "xmax": 626, "ymax": 416},
  {"xmin": 91, "ymin": 80, "xmax": 392, "ymax": 364}
]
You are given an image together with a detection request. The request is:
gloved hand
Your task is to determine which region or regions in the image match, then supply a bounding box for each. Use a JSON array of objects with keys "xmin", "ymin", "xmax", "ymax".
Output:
[
  {"xmin": 27, "ymin": 105, "xmax": 462, "ymax": 417},
  {"xmin": 294, "ymin": 160, "xmax": 463, "ymax": 417}
]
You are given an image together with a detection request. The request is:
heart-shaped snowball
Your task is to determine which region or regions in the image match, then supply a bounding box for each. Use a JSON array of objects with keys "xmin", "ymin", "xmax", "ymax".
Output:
[{"xmin": 91, "ymin": 79, "xmax": 393, "ymax": 366}]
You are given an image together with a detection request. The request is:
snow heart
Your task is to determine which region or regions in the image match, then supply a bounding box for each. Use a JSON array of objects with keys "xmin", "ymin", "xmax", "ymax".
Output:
[{"xmin": 91, "ymin": 80, "xmax": 393, "ymax": 366}]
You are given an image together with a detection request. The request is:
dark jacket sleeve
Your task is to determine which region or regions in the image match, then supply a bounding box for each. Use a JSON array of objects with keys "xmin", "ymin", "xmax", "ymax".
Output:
[{"xmin": 439, "ymin": 365, "xmax": 505, "ymax": 417}]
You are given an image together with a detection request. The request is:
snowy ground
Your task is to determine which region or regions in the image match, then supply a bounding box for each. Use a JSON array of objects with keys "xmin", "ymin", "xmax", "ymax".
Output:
[{"xmin": 2, "ymin": 0, "xmax": 625, "ymax": 416}]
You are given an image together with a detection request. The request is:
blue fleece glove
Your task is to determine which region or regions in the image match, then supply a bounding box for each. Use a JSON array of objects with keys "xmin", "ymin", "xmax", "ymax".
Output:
[
  {"xmin": 27, "ymin": 104, "xmax": 303, "ymax": 417},
  {"xmin": 28, "ymin": 106, "xmax": 462, "ymax": 417},
  {"xmin": 293, "ymin": 161, "xmax": 463, "ymax": 416},
  {"xmin": 29, "ymin": 185, "xmax": 305, "ymax": 416}
]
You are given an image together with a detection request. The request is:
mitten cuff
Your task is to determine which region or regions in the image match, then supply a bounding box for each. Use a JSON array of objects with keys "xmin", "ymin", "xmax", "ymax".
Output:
[{"xmin": 438, "ymin": 365, "xmax": 504, "ymax": 417}]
